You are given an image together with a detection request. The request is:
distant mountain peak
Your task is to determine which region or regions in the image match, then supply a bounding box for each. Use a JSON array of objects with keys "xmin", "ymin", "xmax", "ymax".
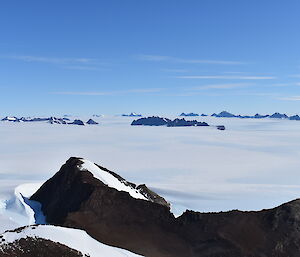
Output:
[
  {"xmin": 122, "ymin": 112, "xmax": 142, "ymax": 117},
  {"xmin": 86, "ymin": 119, "xmax": 99, "ymax": 125}
]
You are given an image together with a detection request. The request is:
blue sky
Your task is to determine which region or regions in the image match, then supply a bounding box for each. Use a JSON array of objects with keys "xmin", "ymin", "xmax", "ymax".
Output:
[{"xmin": 1, "ymin": 0, "xmax": 300, "ymax": 116}]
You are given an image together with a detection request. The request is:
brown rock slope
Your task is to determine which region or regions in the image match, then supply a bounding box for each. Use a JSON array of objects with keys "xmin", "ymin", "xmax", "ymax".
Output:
[{"xmin": 31, "ymin": 157, "xmax": 300, "ymax": 257}]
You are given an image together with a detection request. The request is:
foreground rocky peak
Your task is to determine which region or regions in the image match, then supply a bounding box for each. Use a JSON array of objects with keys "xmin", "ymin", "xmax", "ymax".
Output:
[
  {"xmin": 31, "ymin": 157, "xmax": 177, "ymax": 257},
  {"xmin": 33, "ymin": 157, "xmax": 169, "ymax": 207},
  {"xmin": 31, "ymin": 158, "xmax": 300, "ymax": 257}
]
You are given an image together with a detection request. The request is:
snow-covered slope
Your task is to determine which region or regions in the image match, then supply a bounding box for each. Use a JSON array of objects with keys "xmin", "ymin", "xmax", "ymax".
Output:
[
  {"xmin": 0, "ymin": 225, "xmax": 143, "ymax": 257},
  {"xmin": 79, "ymin": 159, "xmax": 147, "ymax": 200}
]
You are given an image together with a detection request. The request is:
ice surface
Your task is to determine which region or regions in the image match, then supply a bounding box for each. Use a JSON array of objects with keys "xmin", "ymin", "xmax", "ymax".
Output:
[
  {"xmin": 0, "ymin": 183, "xmax": 45, "ymax": 233},
  {"xmin": 1, "ymin": 115, "xmax": 300, "ymax": 218}
]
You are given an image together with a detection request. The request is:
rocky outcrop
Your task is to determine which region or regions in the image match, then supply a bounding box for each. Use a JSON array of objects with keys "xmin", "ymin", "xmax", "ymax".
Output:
[
  {"xmin": 216, "ymin": 125, "xmax": 225, "ymax": 130},
  {"xmin": 31, "ymin": 157, "xmax": 300, "ymax": 257}
]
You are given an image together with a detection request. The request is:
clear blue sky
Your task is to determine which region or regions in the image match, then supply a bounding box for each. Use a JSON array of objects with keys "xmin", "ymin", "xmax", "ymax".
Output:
[{"xmin": 1, "ymin": 0, "xmax": 300, "ymax": 116}]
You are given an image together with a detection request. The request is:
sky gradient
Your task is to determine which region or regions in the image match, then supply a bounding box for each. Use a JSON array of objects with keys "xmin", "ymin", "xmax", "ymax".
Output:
[{"xmin": 1, "ymin": 0, "xmax": 300, "ymax": 116}]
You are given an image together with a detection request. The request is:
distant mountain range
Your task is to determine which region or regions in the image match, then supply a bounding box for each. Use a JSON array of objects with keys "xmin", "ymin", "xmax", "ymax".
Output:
[
  {"xmin": 2, "ymin": 112, "xmax": 300, "ymax": 127},
  {"xmin": 180, "ymin": 112, "xmax": 208, "ymax": 117},
  {"xmin": 1, "ymin": 116, "xmax": 99, "ymax": 126},
  {"xmin": 181, "ymin": 111, "xmax": 300, "ymax": 120}
]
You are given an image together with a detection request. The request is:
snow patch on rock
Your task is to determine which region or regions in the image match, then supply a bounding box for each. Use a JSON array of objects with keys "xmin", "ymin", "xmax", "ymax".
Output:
[{"xmin": 79, "ymin": 159, "xmax": 147, "ymax": 200}]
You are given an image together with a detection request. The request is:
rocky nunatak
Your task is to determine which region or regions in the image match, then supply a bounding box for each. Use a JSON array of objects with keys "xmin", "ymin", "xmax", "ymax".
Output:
[{"xmin": 31, "ymin": 157, "xmax": 300, "ymax": 257}]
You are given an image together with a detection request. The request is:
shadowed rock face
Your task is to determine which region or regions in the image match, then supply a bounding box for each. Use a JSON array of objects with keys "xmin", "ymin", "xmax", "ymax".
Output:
[{"xmin": 31, "ymin": 157, "xmax": 300, "ymax": 257}]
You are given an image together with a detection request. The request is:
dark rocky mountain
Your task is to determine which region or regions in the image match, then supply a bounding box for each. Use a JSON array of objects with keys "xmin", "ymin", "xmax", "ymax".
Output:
[
  {"xmin": 131, "ymin": 116, "xmax": 171, "ymax": 126},
  {"xmin": 214, "ymin": 111, "xmax": 236, "ymax": 118},
  {"xmin": 31, "ymin": 157, "xmax": 176, "ymax": 257},
  {"xmin": 269, "ymin": 112, "xmax": 289, "ymax": 119},
  {"xmin": 201, "ymin": 113, "xmax": 208, "ymax": 117},
  {"xmin": 131, "ymin": 117, "xmax": 209, "ymax": 127},
  {"xmin": 289, "ymin": 115, "xmax": 300, "ymax": 121},
  {"xmin": 30, "ymin": 157, "xmax": 300, "ymax": 257},
  {"xmin": 86, "ymin": 119, "xmax": 99, "ymax": 125},
  {"xmin": 179, "ymin": 113, "xmax": 199, "ymax": 117},
  {"xmin": 69, "ymin": 119, "xmax": 85, "ymax": 126}
]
